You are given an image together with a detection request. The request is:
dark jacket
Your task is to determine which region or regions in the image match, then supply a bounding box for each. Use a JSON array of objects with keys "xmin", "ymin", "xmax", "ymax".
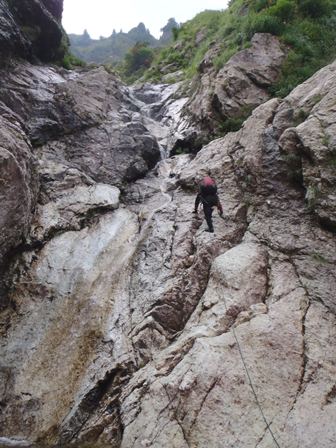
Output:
[{"xmin": 194, "ymin": 178, "xmax": 223, "ymax": 214}]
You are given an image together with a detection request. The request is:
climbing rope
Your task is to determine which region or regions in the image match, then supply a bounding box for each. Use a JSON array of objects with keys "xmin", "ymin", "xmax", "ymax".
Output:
[{"xmin": 221, "ymin": 288, "xmax": 281, "ymax": 448}]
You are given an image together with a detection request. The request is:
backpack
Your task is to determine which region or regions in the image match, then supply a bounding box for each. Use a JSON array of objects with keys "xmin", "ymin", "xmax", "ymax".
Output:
[
  {"xmin": 200, "ymin": 177, "xmax": 218, "ymax": 206},
  {"xmin": 200, "ymin": 177, "xmax": 217, "ymax": 195},
  {"xmin": 200, "ymin": 183, "xmax": 217, "ymax": 196}
]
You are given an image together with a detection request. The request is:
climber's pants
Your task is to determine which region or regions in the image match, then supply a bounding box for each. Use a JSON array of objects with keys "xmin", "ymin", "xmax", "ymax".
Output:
[{"xmin": 203, "ymin": 204, "xmax": 214, "ymax": 231}]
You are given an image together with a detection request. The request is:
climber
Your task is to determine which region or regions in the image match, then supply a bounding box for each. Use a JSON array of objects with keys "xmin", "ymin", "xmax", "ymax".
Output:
[{"xmin": 193, "ymin": 175, "xmax": 223, "ymax": 233}]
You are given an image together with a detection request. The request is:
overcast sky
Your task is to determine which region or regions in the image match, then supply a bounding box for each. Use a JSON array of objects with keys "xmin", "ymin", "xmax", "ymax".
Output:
[{"xmin": 62, "ymin": 0, "xmax": 229, "ymax": 39}]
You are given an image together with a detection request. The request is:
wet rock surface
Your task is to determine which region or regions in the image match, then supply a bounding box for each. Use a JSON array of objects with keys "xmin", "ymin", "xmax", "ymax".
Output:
[
  {"xmin": 0, "ymin": 106, "xmax": 38, "ymax": 290},
  {"xmin": 0, "ymin": 24, "xmax": 336, "ymax": 448},
  {"xmin": 0, "ymin": 63, "xmax": 161, "ymax": 187},
  {"xmin": 0, "ymin": 0, "xmax": 65, "ymax": 62}
]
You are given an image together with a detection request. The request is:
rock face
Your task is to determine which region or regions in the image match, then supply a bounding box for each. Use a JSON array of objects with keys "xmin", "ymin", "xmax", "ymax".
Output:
[
  {"xmin": 0, "ymin": 63, "xmax": 160, "ymax": 183},
  {"xmin": 184, "ymin": 33, "xmax": 286, "ymax": 138},
  {"xmin": 0, "ymin": 10, "xmax": 336, "ymax": 447},
  {"xmin": 0, "ymin": 106, "xmax": 38, "ymax": 280},
  {"xmin": 0, "ymin": 61, "xmax": 161, "ymax": 294},
  {"xmin": 276, "ymin": 62, "xmax": 336, "ymax": 230},
  {"xmin": 0, "ymin": 0, "xmax": 65, "ymax": 61}
]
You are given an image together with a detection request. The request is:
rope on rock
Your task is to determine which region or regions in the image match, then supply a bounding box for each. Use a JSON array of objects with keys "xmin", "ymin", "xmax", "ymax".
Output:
[{"xmin": 221, "ymin": 290, "xmax": 281, "ymax": 448}]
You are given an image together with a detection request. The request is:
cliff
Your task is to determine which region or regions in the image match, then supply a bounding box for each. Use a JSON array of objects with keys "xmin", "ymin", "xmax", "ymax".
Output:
[
  {"xmin": 0, "ymin": 1, "xmax": 335, "ymax": 447},
  {"xmin": 0, "ymin": 0, "xmax": 66, "ymax": 62}
]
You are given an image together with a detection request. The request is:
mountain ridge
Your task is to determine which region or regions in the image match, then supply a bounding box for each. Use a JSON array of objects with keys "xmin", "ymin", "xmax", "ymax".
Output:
[{"xmin": 68, "ymin": 18, "xmax": 179, "ymax": 64}]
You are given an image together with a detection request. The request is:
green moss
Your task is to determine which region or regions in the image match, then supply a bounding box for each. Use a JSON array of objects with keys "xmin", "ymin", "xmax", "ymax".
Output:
[
  {"xmin": 305, "ymin": 184, "xmax": 320, "ymax": 211},
  {"xmin": 322, "ymin": 134, "xmax": 330, "ymax": 147},
  {"xmin": 174, "ymin": 147, "xmax": 186, "ymax": 155},
  {"xmin": 326, "ymin": 154, "xmax": 336, "ymax": 167},
  {"xmin": 311, "ymin": 252, "xmax": 329, "ymax": 263}
]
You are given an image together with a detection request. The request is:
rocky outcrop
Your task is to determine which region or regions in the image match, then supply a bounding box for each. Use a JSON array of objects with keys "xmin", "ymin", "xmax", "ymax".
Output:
[
  {"xmin": 0, "ymin": 61, "xmax": 163, "ymax": 314},
  {"xmin": 0, "ymin": 63, "xmax": 160, "ymax": 183},
  {"xmin": 0, "ymin": 6, "xmax": 335, "ymax": 445},
  {"xmin": 0, "ymin": 0, "xmax": 65, "ymax": 62},
  {"xmin": 115, "ymin": 64, "xmax": 336, "ymax": 448},
  {"xmin": 184, "ymin": 33, "xmax": 286, "ymax": 138},
  {"xmin": 41, "ymin": 0, "xmax": 63, "ymax": 21},
  {"xmin": 275, "ymin": 62, "xmax": 336, "ymax": 230},
  {"xmin": 0, "ymin": 105, "xmax": 38, "ymax": 281}
]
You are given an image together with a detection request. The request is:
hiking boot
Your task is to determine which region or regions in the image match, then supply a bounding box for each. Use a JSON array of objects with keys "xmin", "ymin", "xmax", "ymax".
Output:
[{"xmin": 205, "ymin": 228, "xmax": 214, "ymax": 233}]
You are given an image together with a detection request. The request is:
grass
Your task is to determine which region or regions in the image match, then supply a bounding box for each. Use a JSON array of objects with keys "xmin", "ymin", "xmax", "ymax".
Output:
[
  {"xmin": 139, "ymin": 0, "xmax": 336, "ymax": 100},
  {"xmin": 61, "ymin": 52, "xmax": 86, "ymax": 70}
]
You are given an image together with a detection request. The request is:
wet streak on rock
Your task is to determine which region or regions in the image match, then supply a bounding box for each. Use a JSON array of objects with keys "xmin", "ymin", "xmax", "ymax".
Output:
[{"xmin": 58, "ymin": 365, "xmax": 132, "ymax": 446}]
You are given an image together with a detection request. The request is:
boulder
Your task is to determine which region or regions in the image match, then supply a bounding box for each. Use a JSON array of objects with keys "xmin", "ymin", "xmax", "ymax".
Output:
[
  {"xmin": 0, "ymin": 0, "xmax": 66, "ymax": 62},
  {"xmin": 184, "ymin": 33, "xmax": 286, "ymax": 137}
]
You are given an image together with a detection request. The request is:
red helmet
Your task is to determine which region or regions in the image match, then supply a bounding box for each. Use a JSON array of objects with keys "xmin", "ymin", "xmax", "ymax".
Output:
[{"xmin": 202, "ymin": 176, "xmax": 215, "ymax": 186}]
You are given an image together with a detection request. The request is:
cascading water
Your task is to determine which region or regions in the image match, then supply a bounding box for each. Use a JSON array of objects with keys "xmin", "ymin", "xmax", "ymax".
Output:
[{"xmin": 127, "ymin": 82, "xmax": 189, "ymax": 160}]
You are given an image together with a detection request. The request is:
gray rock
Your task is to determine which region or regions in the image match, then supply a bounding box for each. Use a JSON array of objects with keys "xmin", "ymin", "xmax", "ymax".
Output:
[
  {"xmin": 0, "ymin": 63, "xmax": 161, "ymax": 186},
  {"xmin": 31, "ymin": 183, "xmax": 120, "ymax": 241},
  {"xmin": 0, "ymin": 21, "xmax": 336, "ymax": 448},
  {"xmin": 277, "ymin": 61, "xmax": 336, "ymax": 229},
  {"xmin": 0, "ymin": 0, "xmax": 66, "ymax": 62},
  {"xmin": 0, "ymin": 106, "xmax": 38, "ymax": 280},
  {"xmin": 184, "ymin": 33, "xmax": 286, "ymax": 137}
]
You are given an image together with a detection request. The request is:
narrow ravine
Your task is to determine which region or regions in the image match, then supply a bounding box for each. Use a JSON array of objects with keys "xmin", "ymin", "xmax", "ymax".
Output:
[{"xmin": 1, "ymin": 21, "xmax": 336, "ymax": 446}]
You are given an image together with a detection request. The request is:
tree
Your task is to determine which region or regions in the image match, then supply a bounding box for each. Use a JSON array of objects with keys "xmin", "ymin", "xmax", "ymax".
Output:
[{"xmin": 124, "ymin": 42, "xmax": 154, "ymax": 76}]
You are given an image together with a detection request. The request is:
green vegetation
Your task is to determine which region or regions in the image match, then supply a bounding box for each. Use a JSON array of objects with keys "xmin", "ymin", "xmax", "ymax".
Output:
[
  {"xmin": 281, "ymin": 151, "xmax": 303, "ymax": 185},
  {"xmin": 141, "ymin": 0, "xmax": 336, "ymax": 98},
  {"xmin": 120, "ymin": 42, "xmax": 155, "ymax": 82},
  {"xmin": 305, "ymin": 184, "xmax": 320, "ymax": 211},
  {"xmin": 217, "ymin": 105, "xmax": 254, "ymax": 135},
  {"xmin": 57, "ymin": 34, "xmax": 86, "ymax": 70},
  {"xmin": 311, "ymin": 252, "xmax": 329, "ymax": 263},
  {"xmin": 61, "ymin": 51, "xmax": 86, "ymax": 70},
  {"xmin": 326, "ymin": 153, "xmax": 336, "ymax": 168}
]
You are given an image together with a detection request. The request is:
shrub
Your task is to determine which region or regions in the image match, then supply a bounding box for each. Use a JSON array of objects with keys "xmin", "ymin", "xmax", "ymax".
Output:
[
  {"xmin": 62, "ymin": 52, "xmax": 85, "ymax": 70},
  {"xmin": 123, "ymin": 42, "xmax": 154, "ymax": 76},
  {"xmin": 245, "ymin": 13, "xmax": 284, "ymax": 38},
  {"xmin": 172, "ymin": 27, "xmax": 180, "ymax": 41},
  {"xmin": 132, "ymin": 0, "xmax": 336, "ymax": 90},
  {"xmin": 297, "ymin": 0, "xmax": 332, "ymax": 17},
  {"xmin": 269, "ymin": 0, "xmax": 296, "ymax": 21},
  {"xmin": 219, "ymin": 117, "xmax": 246, "ymax": 133},
  {"xmin": 217, "ymin": 106, "xmax": 253, "ymax": 135},
  {"xmin": 253, "ymin": 0, "xmax": 271, "ymax": 12}
]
